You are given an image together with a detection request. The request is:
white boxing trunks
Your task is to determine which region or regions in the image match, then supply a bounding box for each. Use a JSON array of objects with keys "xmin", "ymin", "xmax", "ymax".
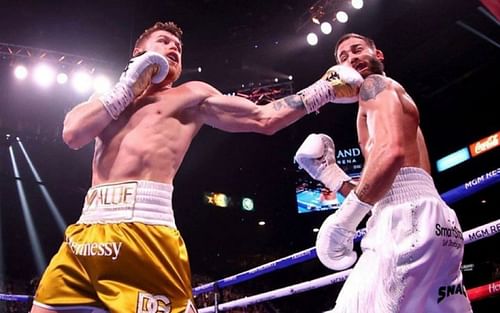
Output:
[{"xmin": 331, "ymin": 167, "xmax": 472, "ymax": 313}]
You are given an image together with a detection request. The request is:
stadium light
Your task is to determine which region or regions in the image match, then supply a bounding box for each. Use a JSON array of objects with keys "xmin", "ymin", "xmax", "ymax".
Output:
[
  {"xmin": 72, "ymin": 71, "xmax": 93, "ymax": 94},
  {"xmin": 93, "ymin": 75, "xmax": 112, "ymax": 93},
  {"xmin": 307, "ymin": 32, "xmax": 319, "ymax": 46},
  {"xmin": 14, "ymin": 65, "xmax": 28, "ymax": 80},
  {"xmin": 320, "ymin": 22, "xmax": 332, "ymax": 35},
  {"xmin": 336, "ymin": 11, "xmax": 349, "ymax": 23},
  {"xmin": 56, "ymin": 72, "xmax": 68, "ymax": 84},
  {"xmin": 33, "ymin": 63, "xmax": 56, "ymax": 88},
  {"xmin": 352, "ymin": 0, "xmax": 364, "ymax": 10}
]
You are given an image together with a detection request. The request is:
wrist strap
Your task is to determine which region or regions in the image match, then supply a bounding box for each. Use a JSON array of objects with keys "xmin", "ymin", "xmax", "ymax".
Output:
[
  {"xmin": 99, "ymin": 82, "xmax": 134, "ymax": 120},
  {"xmin": 319, "ymin": 164, "xmax": 352, "ymax": 194},
  {"xmin": 335, "ymin": 191, "xmax": 372, "ymax": 230},
  {"xmin": 297, "ymin": 80, "xmax": 334, "ymax": 114}
]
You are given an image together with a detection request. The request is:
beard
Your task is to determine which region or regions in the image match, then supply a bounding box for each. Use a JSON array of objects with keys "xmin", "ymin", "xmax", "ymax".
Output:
[
  {"xmin": 366, "ymin": 57, "xmax": 384, "ymax": 76},
  {"xmin": 164, "ymin": 64, "xmax": 182, "ymax": 85}
]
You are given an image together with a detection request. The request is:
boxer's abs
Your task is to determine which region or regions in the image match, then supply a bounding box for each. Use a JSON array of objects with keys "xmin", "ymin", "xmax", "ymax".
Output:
[{"xmin": 92, "ymin": 115, "xmax": 198, "ymax": 186}]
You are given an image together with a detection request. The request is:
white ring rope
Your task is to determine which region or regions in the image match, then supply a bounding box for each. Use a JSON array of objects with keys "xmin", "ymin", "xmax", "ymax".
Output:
[{"xmin": 198, "ymin": 218, "xmax": 500, "ymax": 312}]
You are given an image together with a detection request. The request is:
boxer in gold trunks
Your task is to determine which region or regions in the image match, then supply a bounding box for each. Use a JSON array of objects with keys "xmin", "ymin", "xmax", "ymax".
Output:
[{"xmin": 31, "ymin": 22, "xmax": 363, "ymax": 313}]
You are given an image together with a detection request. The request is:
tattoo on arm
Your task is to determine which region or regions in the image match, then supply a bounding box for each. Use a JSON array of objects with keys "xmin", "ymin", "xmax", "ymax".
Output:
[
  {"xmin": 359, "ymin": 75, "xmax": 387, "ymax": 101},
  {"xmin": 273, "ymin": 95, "xmax": 305, "ymax": 111},
  {"xmin": 355, "ymin": 184, "xmax": 370, "ymax": 200}
]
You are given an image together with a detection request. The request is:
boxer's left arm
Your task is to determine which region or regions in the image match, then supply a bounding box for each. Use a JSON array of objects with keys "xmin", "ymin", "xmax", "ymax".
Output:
[
  {"xmin": 200, "ymin": 91, "xmax": 306, "ymax": 135},
  {"xmin": 320, "ymin": 75, "xmax": 405, "ymax": 251},
  {"xmin": 315, "ymin": 75, "xmax": 406, "ymax": 271},
  {"xmin": 354, "ymin": 74, "xmax": 406, "ymax": 204},
  {"xmin": 195, "ymin": 65, "xmax": 363, "ymax": 134}
]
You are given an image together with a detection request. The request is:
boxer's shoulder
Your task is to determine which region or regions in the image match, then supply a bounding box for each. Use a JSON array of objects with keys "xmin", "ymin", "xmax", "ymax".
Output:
[
  {"xmin": 158, "ymin": 81, "xmax": 219, "ymax": 103},
  {"xmin": 175, "ymin": 80, "xmax": 220, "ymax": 96}
]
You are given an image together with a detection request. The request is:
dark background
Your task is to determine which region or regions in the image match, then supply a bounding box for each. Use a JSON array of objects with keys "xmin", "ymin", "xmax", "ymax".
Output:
[{"xmin": 0, "ymin": 0, "xmax": 498, "ymax": 312}]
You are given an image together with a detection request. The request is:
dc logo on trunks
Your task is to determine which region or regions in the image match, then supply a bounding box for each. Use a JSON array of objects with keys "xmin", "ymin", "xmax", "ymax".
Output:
[{"xmin": 137, "ymin": 292, "xmax": 171, "ymax": 313}]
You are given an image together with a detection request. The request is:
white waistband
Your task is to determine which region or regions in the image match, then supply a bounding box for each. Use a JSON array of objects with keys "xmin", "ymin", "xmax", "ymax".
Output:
[
  {"xmin": 375, "ymin": 167, "xmax": 441, "ymax": 209},
  {"xmin": 77, "ymin": 180, "xmax": 176, "ymax": 228}
]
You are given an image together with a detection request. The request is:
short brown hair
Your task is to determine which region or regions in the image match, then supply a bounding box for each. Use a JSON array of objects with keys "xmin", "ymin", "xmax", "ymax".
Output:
[
  {"xmin": 134, "ymin": 21, "xmax": 183, "ymax": 50},
  {"xmin": 334, "ymin": 33, "xmax": 376, "ymax": 63}
]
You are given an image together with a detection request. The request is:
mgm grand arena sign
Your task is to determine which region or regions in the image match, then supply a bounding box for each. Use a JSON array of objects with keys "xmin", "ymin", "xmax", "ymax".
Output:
[{"xmin": 336, "ymin": 147, "xmax": 363, "ymax": 175}]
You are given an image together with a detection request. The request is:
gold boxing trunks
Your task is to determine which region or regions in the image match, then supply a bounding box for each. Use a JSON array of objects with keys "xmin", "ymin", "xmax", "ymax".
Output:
[{"xmin": 33, "ymin": 180, "xmax": 197, "ymax": 313}]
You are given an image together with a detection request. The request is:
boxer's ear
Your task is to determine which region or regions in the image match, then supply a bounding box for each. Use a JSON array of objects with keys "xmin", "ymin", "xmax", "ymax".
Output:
[
  {"xmin": 133, "ymin": 48, "xmax": 145, "ymax": 57},
  {"xmin": 375, "ymin": 49, "xmax": 384, "ymax": 62}
]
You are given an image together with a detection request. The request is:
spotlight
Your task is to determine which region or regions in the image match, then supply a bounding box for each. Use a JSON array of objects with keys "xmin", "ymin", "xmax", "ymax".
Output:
[
  {"xmin": 33, "ymin": 63, "xmax": 55, "ymax": 88},
  {"xmin": 14, "ymin": 65, "xmax": 28, "ymax": 80},
  {"xmin": 311, "ymin": 16, "xmax": 321, "ymax": 25},
  {"xmin": 72, "ymin": 71, "xmax": 92, "ymax": 94},
  {"xmin": 9, "ymin": 146, "xmax": 47, "ymax": 273},
  {"xmin": 93, "ymin": 75, "xmax": 111, "ymax": 93},
  {"xmin": 213, "ymin": 193, "xmax": 229, "ymax": 207},
  {"xmin": 16, "ymin": 139, "xmax": 67, "ymax": 232},
  {"xmin": 241, "ymin": 197, "xmax": 255, "ymax": 211},
  {"xmin": 274, "ymin": 78, "xmax": 279, "ymax": 83},
  {"xmin": 352, "ymin": 0, "xmax": 364, "ymax": 10},
  {"xmin": 306, "ymin": 32, "xmax": 319, "ymax": 46},
  {"xmin": 258, "ymin": 221, "xmax": 266, "ymax": 226},
  {"xmin": 336, "ymin": 11, "xmax": 349, "ymax": 23},
  {"xmin": 204, "ymin": 192, "xmax": 230, "ymax": 208},
  {"xmin": 56, "ymin": 72, "xmax": 68, "ymax": 84},
  {"xmin": 320, "ymin": 22, "xmax": 332, "ymax": 35},
  {"xmin": 3, "ymin": 134, "xmax": 13, "ymax": 147},
  {"xmin": 197, "ymin": 66, "xmax": 202, "ymax": 73}
]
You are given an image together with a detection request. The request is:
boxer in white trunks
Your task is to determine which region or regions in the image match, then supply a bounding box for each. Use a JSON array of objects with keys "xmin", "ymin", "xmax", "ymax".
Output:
[
  {"xmin": 294, "ymin": 33, "xmax": 473, "ymax": 312},
  {"xmin": 30, "ymin": 22, "xmax": 364, "ymax": 313}
]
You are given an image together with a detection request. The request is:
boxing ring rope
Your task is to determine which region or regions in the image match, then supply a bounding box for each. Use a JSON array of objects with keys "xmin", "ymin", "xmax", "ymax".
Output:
[
  {"xmin": 1, "ymin": 215, "xmax": 497, "ymax": 309},
  {"xmin": 193, "ymin": 168, "xmax": 500, "ymax": 312},
  {"xmin": 0, "ymin": 294, "xmax": 31, "ymax": 303},
  {"xmin": 193, "ymin": 167, "xmax": 500, "ymax": 296},
  {"xmin": 196, "ymin": 219, "xmax": 500, "ymax": 312},
  {"xmin": 467, "ymin": 280, "xmax": 500, "ymax": 302},
  {"xmin": 1, "ymin": 168, "xmax": 499, "ymax": 310}
]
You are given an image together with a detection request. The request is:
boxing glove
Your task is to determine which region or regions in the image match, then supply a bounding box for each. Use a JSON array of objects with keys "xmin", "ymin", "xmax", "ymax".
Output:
[
  {"xmin": 99, "ymin": 51, "xmax": 169, "ymax": 120},
  {"xmin": 294, "ymin": 133, "xmax": 351, "ymax": 194},
  {"xmin": 298, "ymin": 64, "xmax": 363, "ymax": 113},
  {"xmin": 315, "ymin": 191, "xmax": 372, "ymax": 271}
]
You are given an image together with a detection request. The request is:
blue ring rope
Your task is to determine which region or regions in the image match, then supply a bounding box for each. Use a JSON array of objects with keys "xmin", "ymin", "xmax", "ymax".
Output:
[{"xmin": 193, "ymin": 167, "xmax": 500, "ymax": 295}]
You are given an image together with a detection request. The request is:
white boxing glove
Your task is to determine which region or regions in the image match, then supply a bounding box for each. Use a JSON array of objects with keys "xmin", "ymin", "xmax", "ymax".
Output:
[
  {"xmin": 298, "ymin": 64, "xmax": 363, "ymax": 113},
  {"xmin": 315, "ymin": 191, "xmax": 372, "ymax": 271},
  {"xmin": 294, "ymin": 133, "xmax": 351, "ymax": 194},
  {"xmin": 99, "ymin": 51, "xmax": 169, "ymax": 120}
]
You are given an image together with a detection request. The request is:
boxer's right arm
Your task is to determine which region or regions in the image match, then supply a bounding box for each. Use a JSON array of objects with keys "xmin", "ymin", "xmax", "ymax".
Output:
[
  {"xmin": 62, "ymin": 95, "xmax": 114, "ymax": 150},
  {"xmin": 294, "ymin": 133, "xmax": 353, "ymax": 195},
  {"xmin": 62, "ymin": 52, "xmax": 169, "ymax": 150},
  {"xmin": 99, "ymin": 51, "xmax": 169, "ymax": 120}
]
